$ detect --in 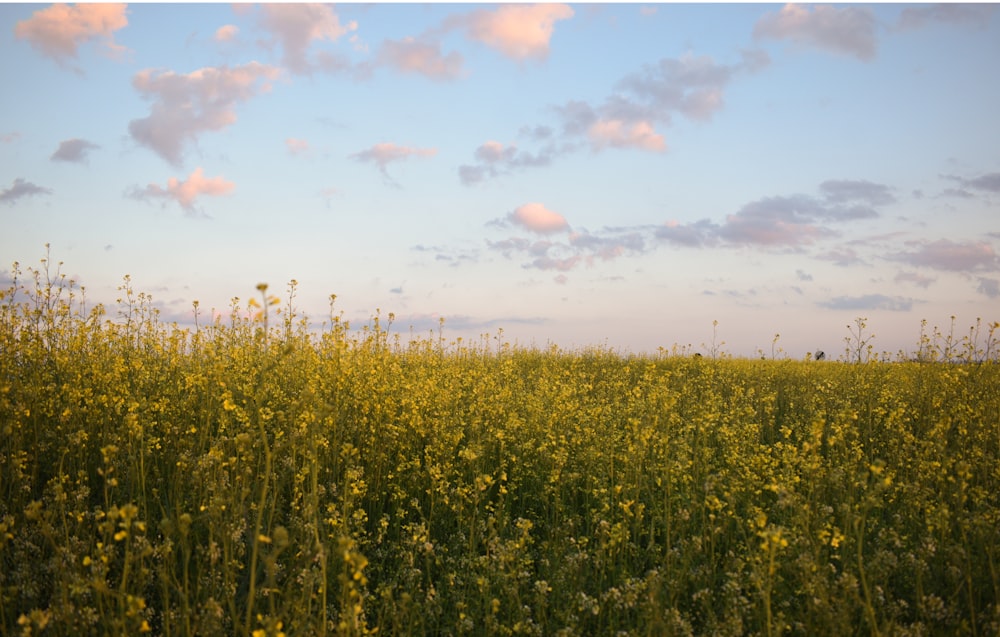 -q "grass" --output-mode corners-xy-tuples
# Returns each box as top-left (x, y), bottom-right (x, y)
(1, 253), (999, 635)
